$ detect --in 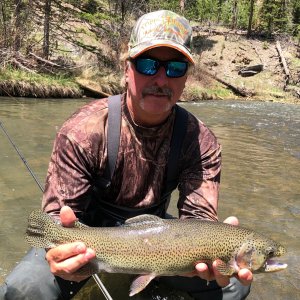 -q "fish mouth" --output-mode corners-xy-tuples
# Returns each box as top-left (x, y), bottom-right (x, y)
(262, 259), (288, 272)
